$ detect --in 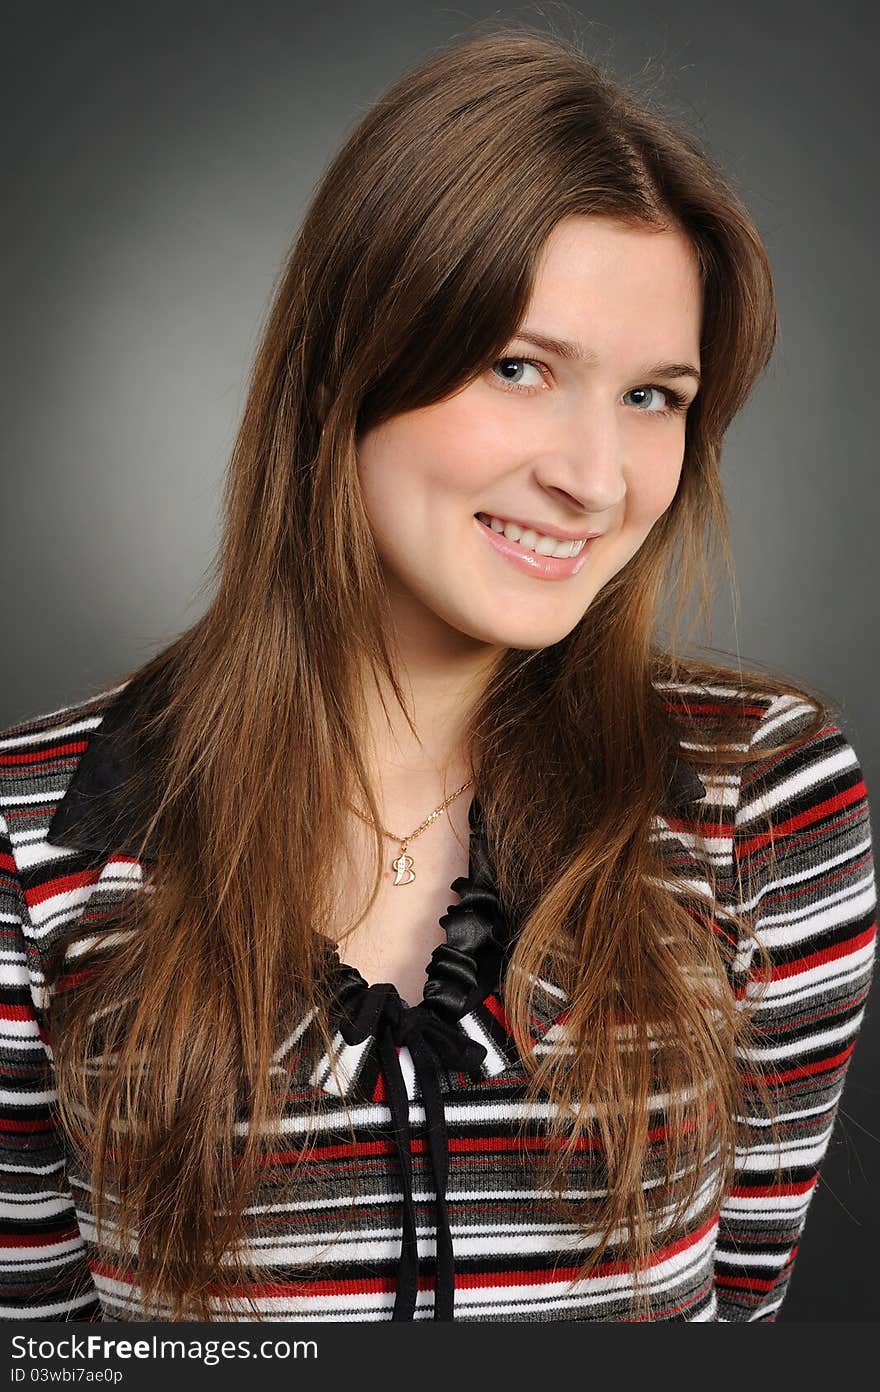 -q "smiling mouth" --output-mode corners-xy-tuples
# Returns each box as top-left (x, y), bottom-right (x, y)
(474, 512), (588, 559)
(473, 514), (597, 582)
